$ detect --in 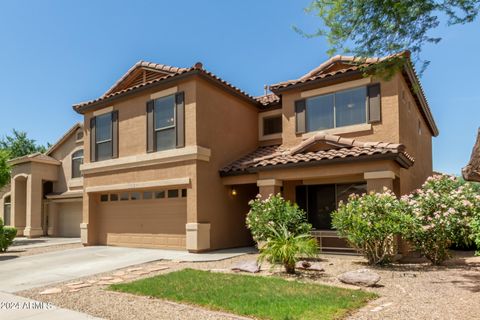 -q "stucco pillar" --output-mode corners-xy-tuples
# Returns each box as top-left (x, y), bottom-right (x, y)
(81, 192), (97, 245)
(186, 223), (211, 253)
(24, 175), (43, 238)
(11, 176), (27, 236)
(257, 179), (283, 199)
(47, 202), (58, 236)
(364, 171), (395, 193)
